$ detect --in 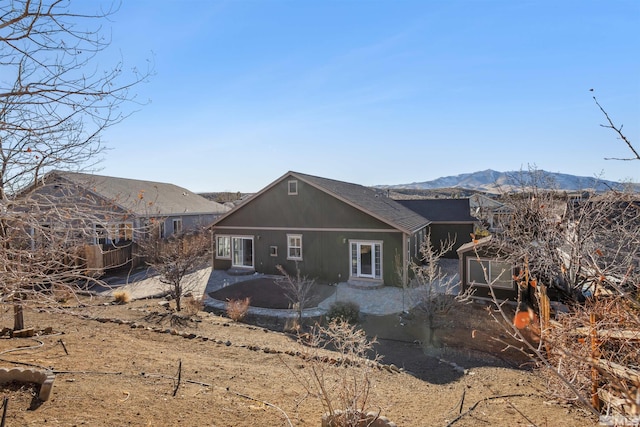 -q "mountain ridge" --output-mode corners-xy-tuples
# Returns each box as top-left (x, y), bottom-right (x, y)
(377, 169), (639, 193)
